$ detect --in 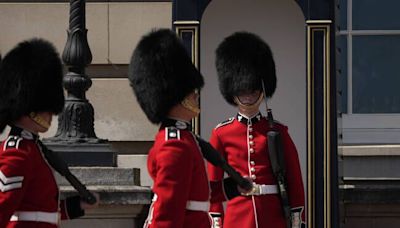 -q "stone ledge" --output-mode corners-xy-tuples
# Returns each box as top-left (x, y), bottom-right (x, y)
(340, 145), (400, 156)
(60, 185), (152, 206)
(55, 167), (141, 186)
(60, 185), (151, 227)
(55, 165), (152, 225)
(340, 180), (400, 204)
(56, 166), (151, 205)
(117, 154), (152, 187)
